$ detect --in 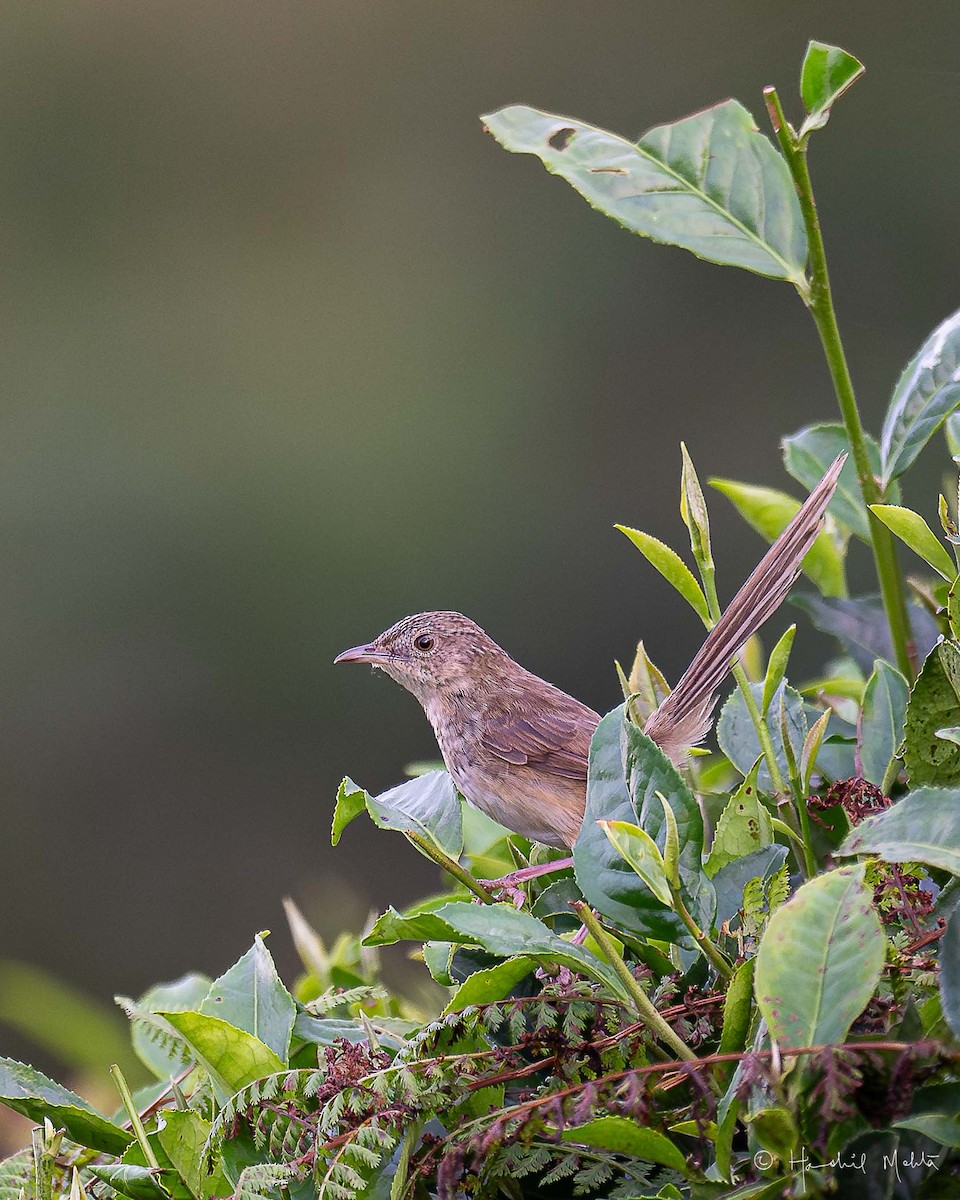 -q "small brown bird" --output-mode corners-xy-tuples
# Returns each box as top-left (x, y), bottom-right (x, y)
(335, 457), (843, 850)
